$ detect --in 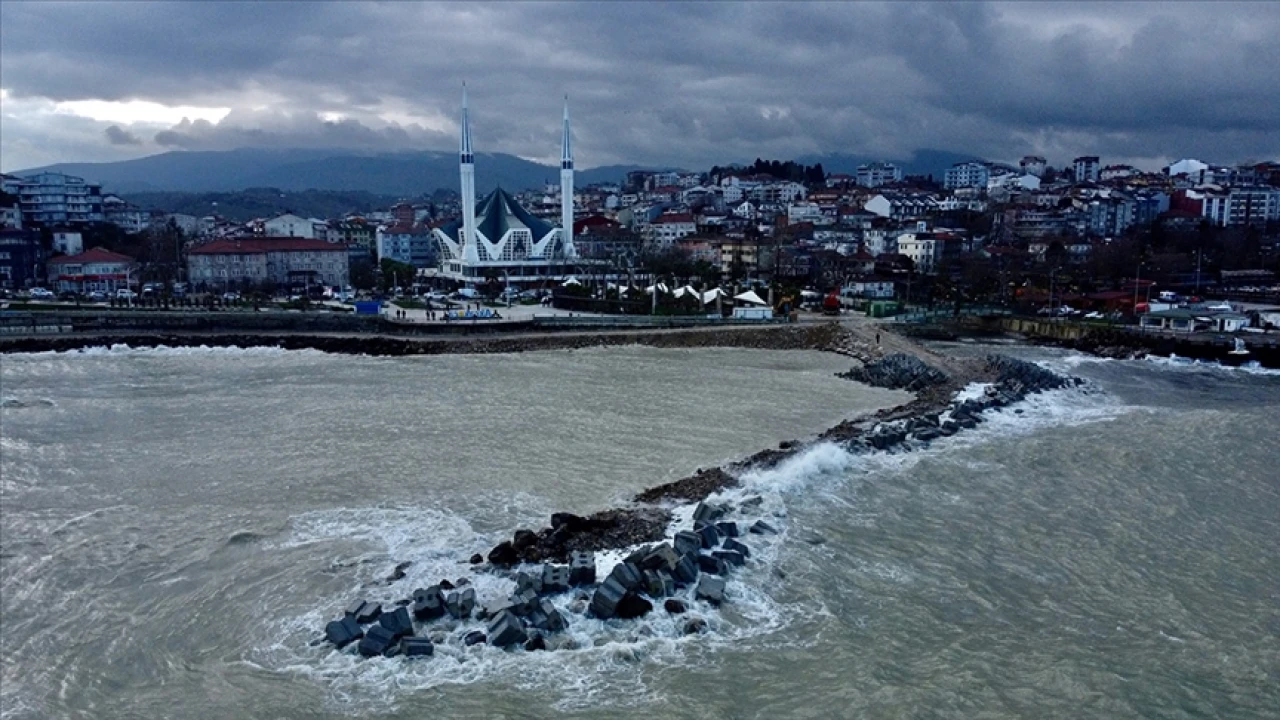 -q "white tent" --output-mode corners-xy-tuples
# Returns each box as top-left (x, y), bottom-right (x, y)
(562, 276), (582, 286)
(733, 290), (769, 306)
(672, 285), (699, 299)
(644, 283), (670, 295)
(701, 288), (728, 304)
